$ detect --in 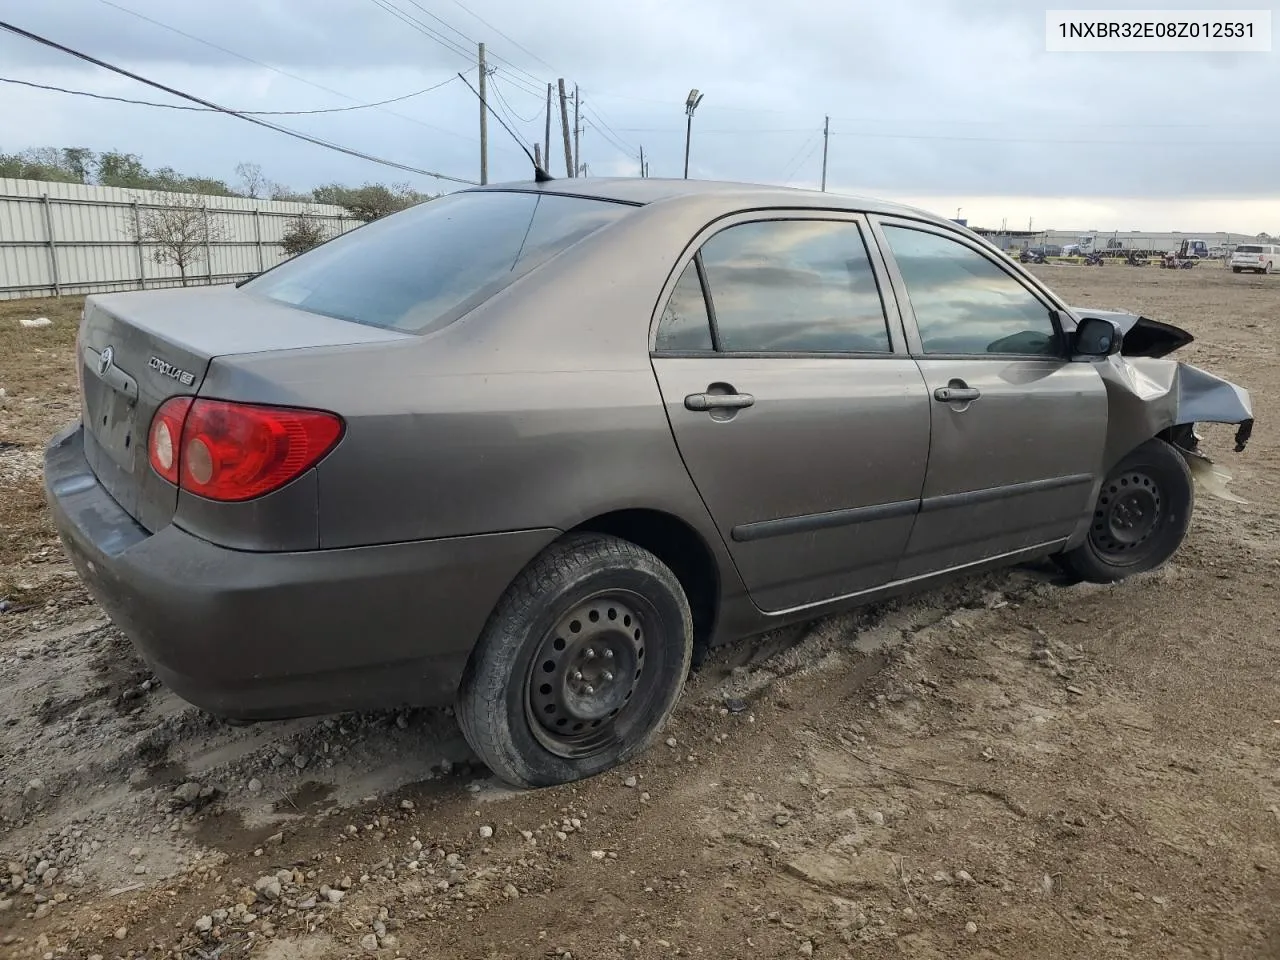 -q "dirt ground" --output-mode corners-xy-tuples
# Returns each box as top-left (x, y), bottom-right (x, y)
(1, 265), (1277, 960)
